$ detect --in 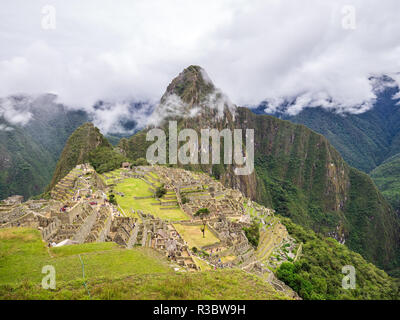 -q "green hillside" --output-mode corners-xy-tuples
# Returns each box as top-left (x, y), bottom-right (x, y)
(47, 123), (112, 190)
(371, 153), (400, 213)
(0, 122), (54, 200)
(258, 83), (400, 174)
(0, 96), (88, 200)
(278, 218), (399, 299)
(236, 108), (400, 272)
(254, 82), (400, 214)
